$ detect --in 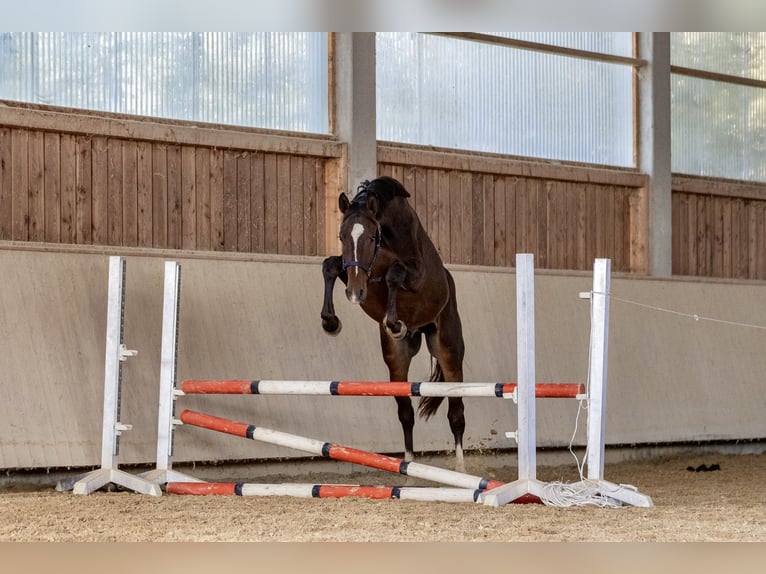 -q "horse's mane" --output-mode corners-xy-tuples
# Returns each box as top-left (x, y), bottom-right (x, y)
(351, 177), (411, 212)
